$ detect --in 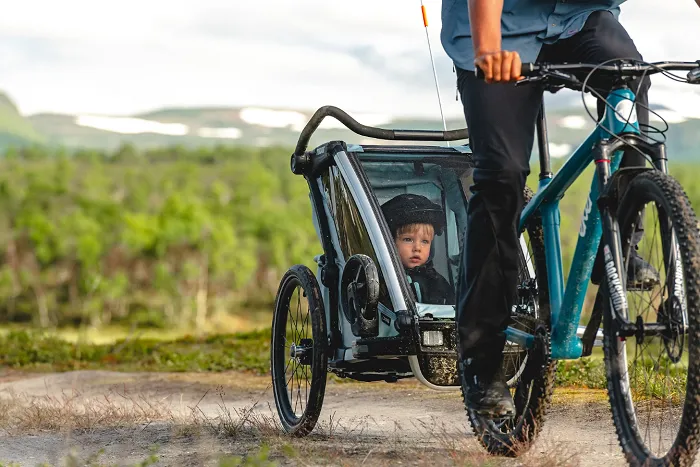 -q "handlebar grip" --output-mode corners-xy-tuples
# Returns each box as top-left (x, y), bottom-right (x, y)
(473, 62), (538, 80)
(688, 67), (700, 84)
